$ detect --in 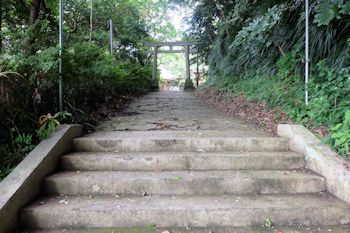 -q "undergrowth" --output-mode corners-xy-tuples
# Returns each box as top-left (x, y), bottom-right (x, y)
(203, 56), (350, 159)
(189, 0), (350, 160)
